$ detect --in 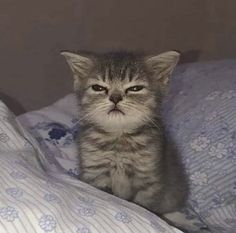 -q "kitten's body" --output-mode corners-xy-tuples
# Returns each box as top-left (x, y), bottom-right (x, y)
(62, 51), (187, 214)
(79, 123), (186, 214)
